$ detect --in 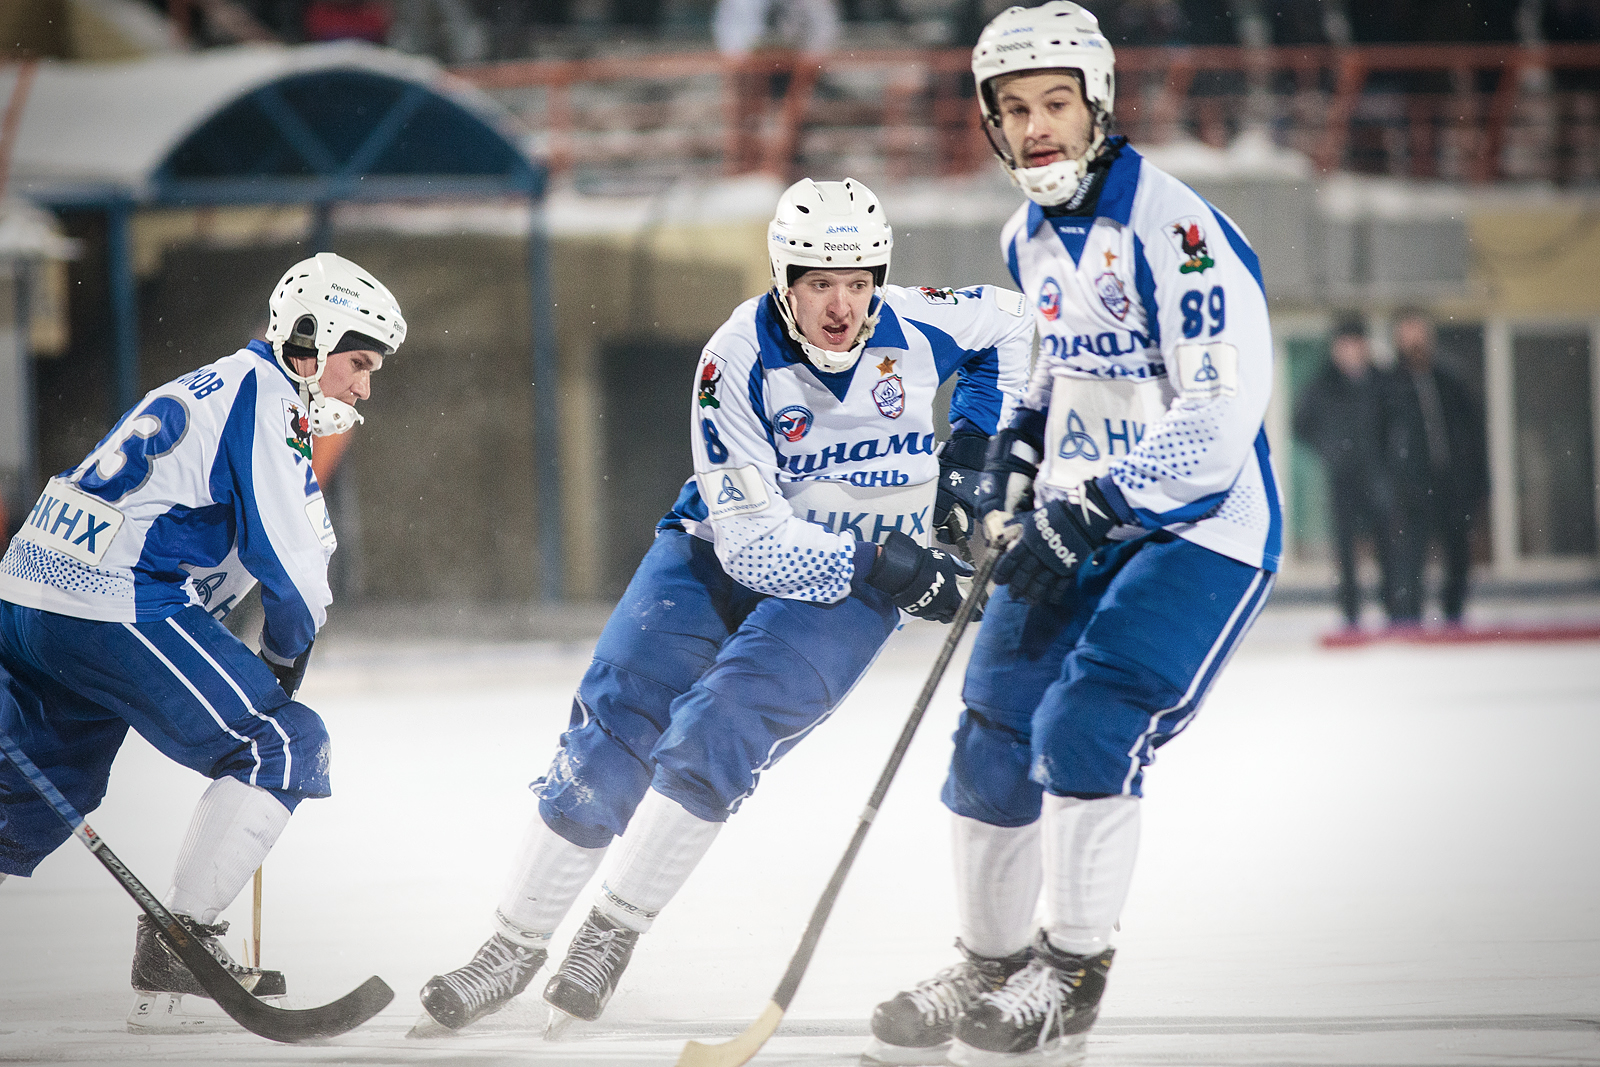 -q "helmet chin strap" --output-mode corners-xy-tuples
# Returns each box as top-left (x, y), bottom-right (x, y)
(776, 290), (881, 374)
(278, 344), (365, 437)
